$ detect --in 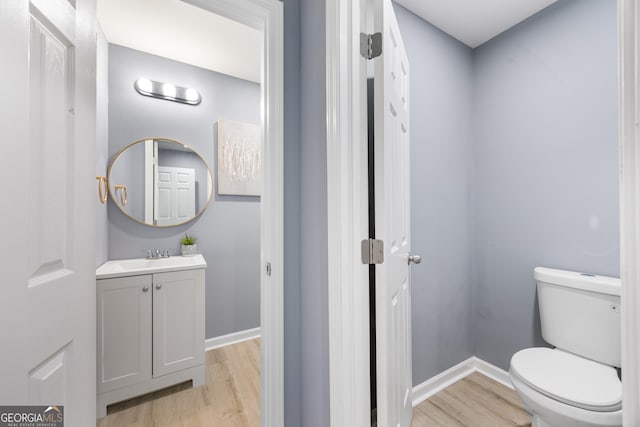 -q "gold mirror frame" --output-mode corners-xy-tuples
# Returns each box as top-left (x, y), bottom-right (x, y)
(107, 137), (213, 227)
